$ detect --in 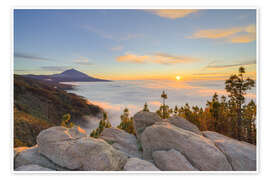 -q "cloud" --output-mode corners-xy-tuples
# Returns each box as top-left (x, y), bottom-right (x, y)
(187, 24), (256, 43)
(110, 45), (124, 51)
(205, 60), (256, 70)
(14, 52), (53, 61)
(116, 53), (199, 65)
(40, 66), (69, 71)
(73, 57), (93, 65)
(146, 9), (199, 19)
